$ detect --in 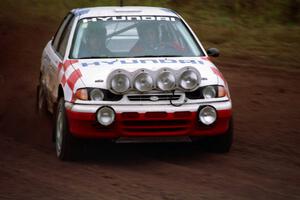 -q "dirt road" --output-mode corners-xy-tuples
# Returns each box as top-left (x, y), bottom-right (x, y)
(0, 17), (299, 200)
